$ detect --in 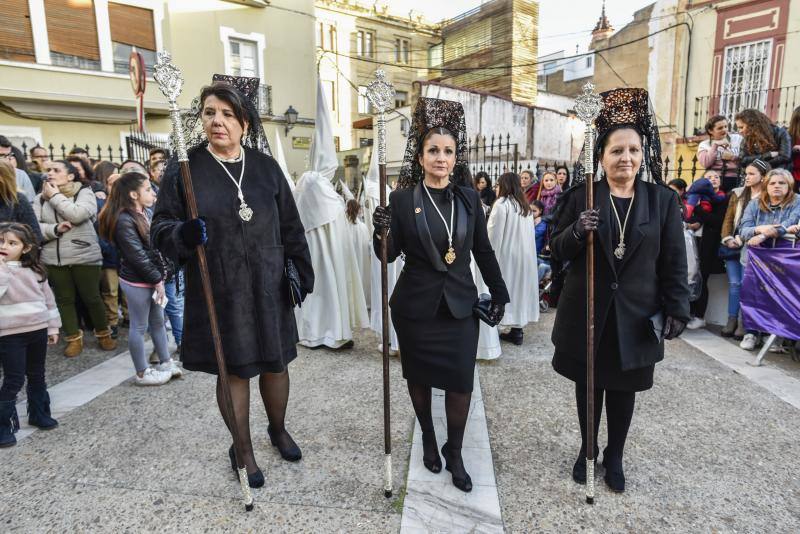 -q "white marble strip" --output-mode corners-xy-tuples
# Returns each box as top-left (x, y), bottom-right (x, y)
(681, 329), (800, 410)
(401, 367), (504, 533)
(14, 349), (139, 442)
